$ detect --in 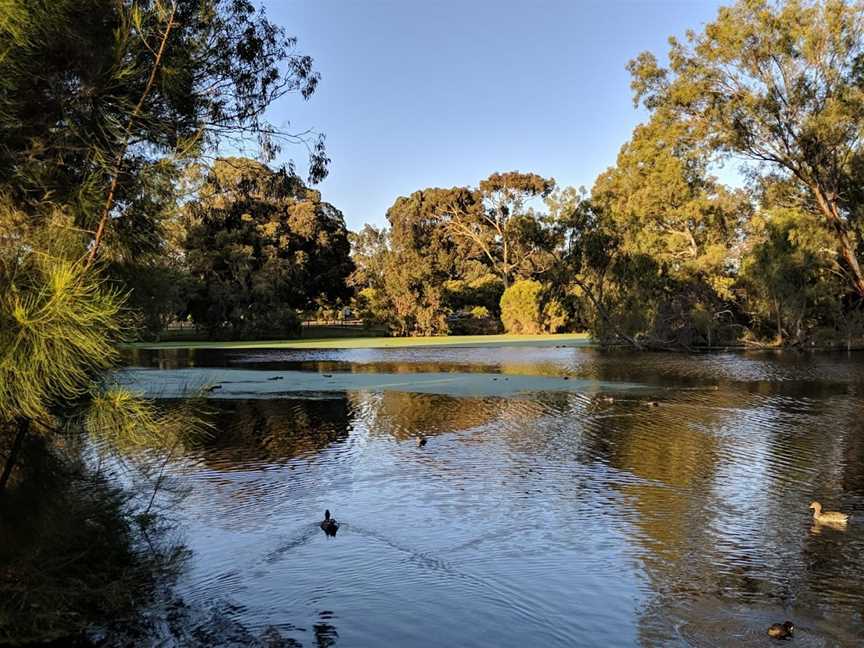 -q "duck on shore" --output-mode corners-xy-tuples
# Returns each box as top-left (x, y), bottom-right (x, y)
(320, 510), (339, 537)
(809, 501), (849, 527)
(767, 621), (794, 639)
